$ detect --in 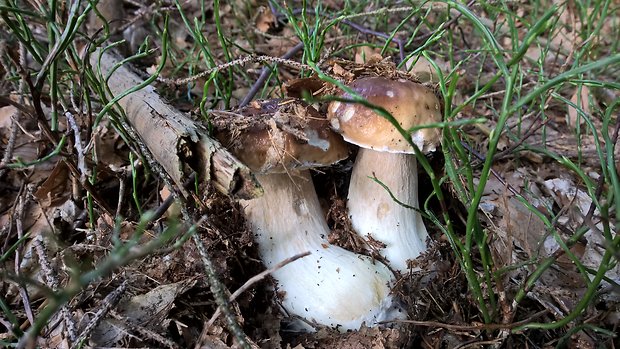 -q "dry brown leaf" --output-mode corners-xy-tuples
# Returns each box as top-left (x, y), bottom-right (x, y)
(549, 2), (579, 53)
(93, 123), (128, 171)
(544, 178), (619, 286)
(567, 86), (591, 128)
(284, 77), (325, 99)
(172, 26), (192, 50)
(264, 36), (299, 57)
(37, 310), (71, 349)
(404, 55), (444, 83)
(90, 278), (197, 346)
(0, 105), (57, 184)
(354, 46), (381, 64)
(34, 160), (71, 207)
(4, 200), (78, 302)
(0, 105), (18, 129)
(159, 185), (181, 218)
(255, 6), (276, 33)
(484, 172), (588, 319)
(88, 0), (124, 33)
(331, 63), (345, 77)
